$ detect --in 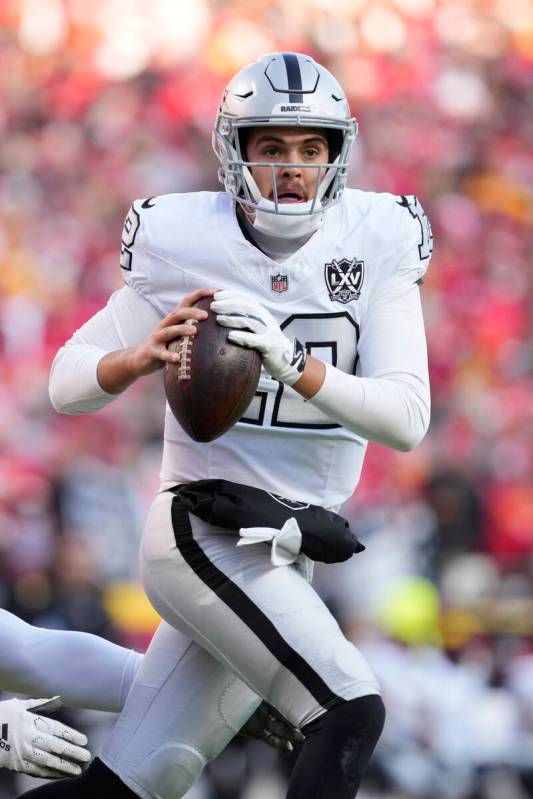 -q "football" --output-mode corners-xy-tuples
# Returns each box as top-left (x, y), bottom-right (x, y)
(164, 296), (261, 442)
